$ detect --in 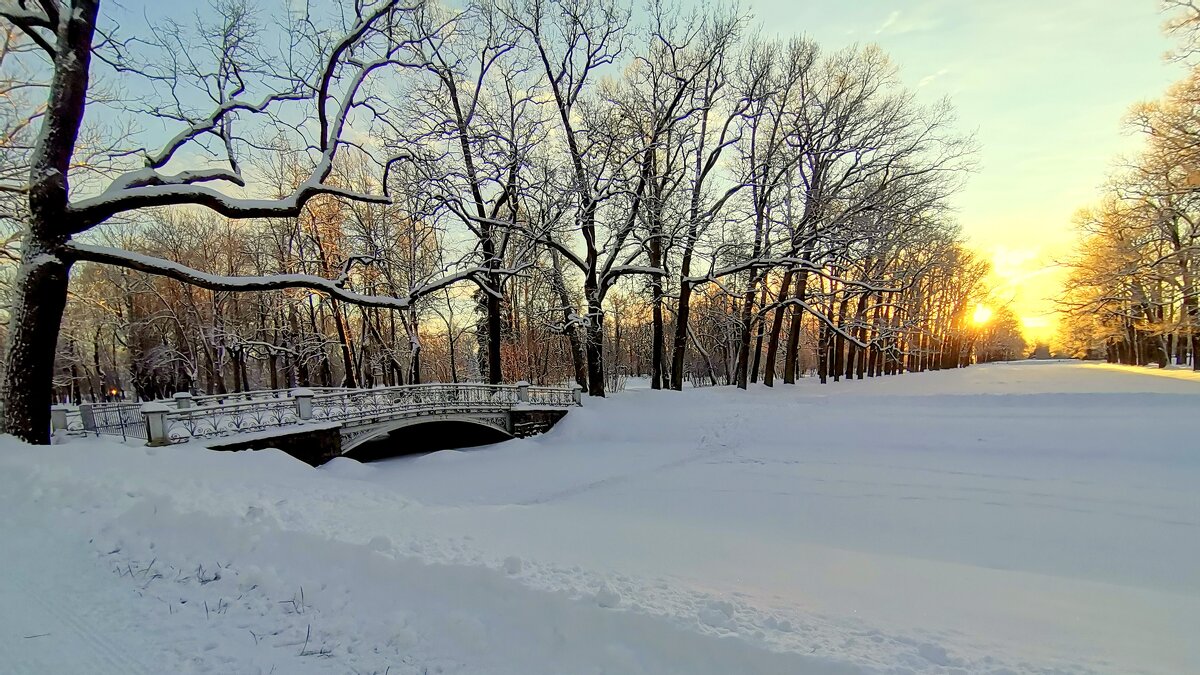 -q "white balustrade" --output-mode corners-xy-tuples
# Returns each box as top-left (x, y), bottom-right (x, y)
(86, 382), (577, 445)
